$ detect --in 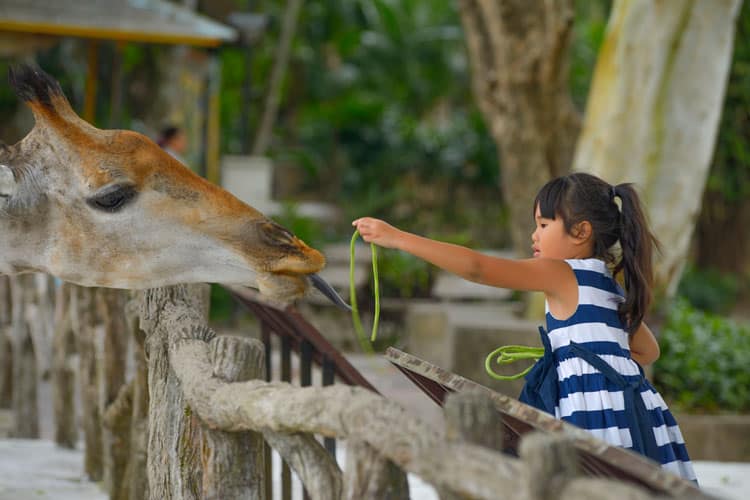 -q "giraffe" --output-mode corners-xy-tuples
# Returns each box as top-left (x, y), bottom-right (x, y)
(0, 64), (347, 309)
